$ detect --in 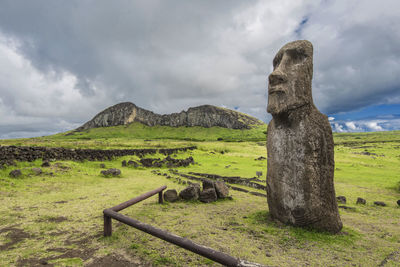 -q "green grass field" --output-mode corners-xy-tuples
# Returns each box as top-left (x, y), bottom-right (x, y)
(0, 124), (399, 266)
